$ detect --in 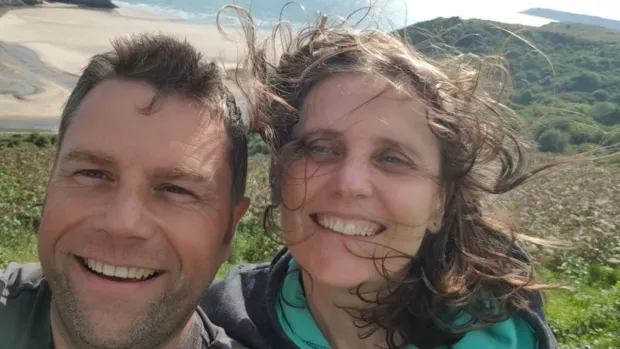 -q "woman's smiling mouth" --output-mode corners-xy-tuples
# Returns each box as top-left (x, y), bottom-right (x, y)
(310, 213), (386, 237)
